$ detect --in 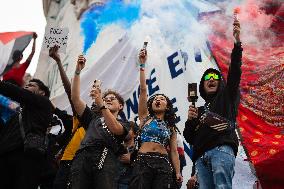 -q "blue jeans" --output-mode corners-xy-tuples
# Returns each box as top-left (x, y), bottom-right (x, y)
(196, 145), (235, 189)
(118, 183), (128, 189)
